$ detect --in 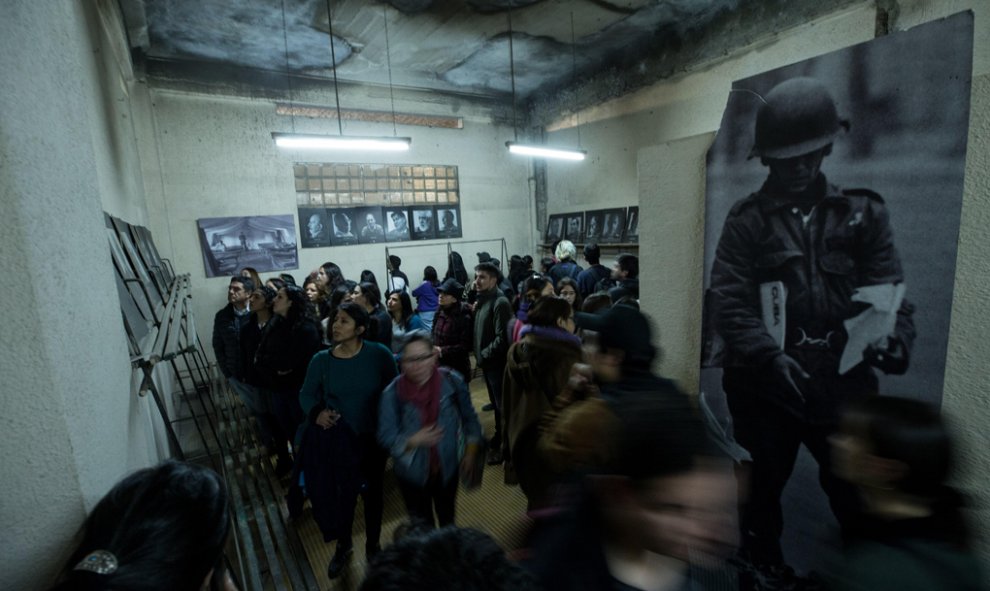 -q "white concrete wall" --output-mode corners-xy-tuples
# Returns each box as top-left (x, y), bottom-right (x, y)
(145, 88), (535, 347)
(547, 0), (990, 558)
(0, 2), (159, 588)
